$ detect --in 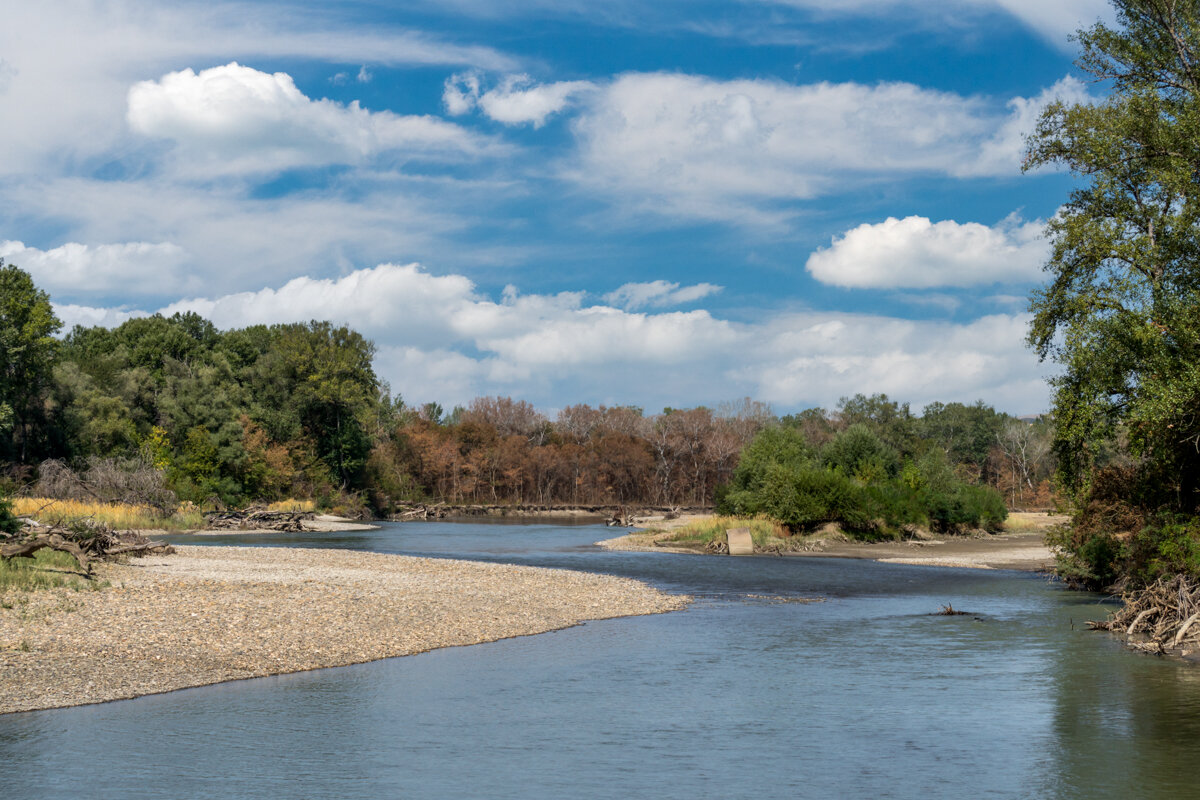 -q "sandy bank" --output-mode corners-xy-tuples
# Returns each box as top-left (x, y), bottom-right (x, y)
(0, 546), (688, 715)
(597, 511), (1064, 572)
